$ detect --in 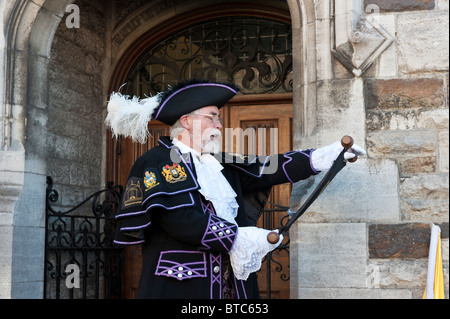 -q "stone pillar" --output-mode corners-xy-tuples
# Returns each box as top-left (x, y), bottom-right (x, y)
(0, 0), (74, 299)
